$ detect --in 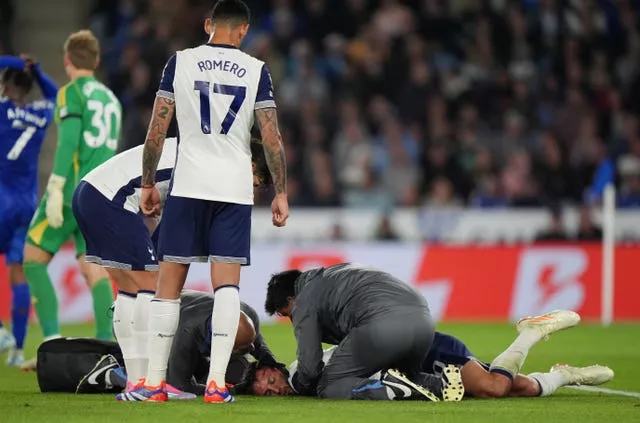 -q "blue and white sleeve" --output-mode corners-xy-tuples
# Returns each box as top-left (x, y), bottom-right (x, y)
(255, 64), (276, 110)
(157, 54), (176, 101)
